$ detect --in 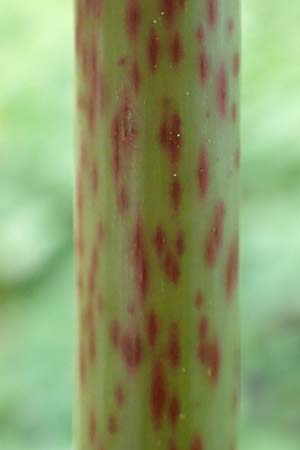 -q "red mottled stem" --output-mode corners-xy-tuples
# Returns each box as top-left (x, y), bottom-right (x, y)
(74, 1), (240, 449)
